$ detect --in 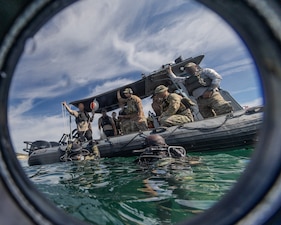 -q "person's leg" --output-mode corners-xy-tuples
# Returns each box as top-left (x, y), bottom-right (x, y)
(210, 91), (233, 116)
(77, 131), (85, 142)
(103, 130), (110, 137)
(160, 115), (191, 127)
(136, 119), (148, 131)
(197, 98), (215, 118)
(107, 130), (115, 137)
(85, 129), (93, 141)
(130, 120), (141, 133)
(183, 109), (194, 122)
(121, 120), (131, 134)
